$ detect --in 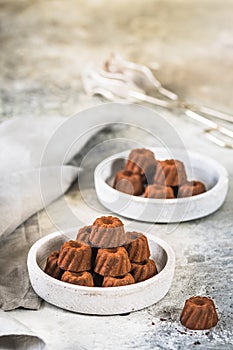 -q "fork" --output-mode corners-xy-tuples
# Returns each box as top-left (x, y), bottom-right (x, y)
(82, 57), (233, 148)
